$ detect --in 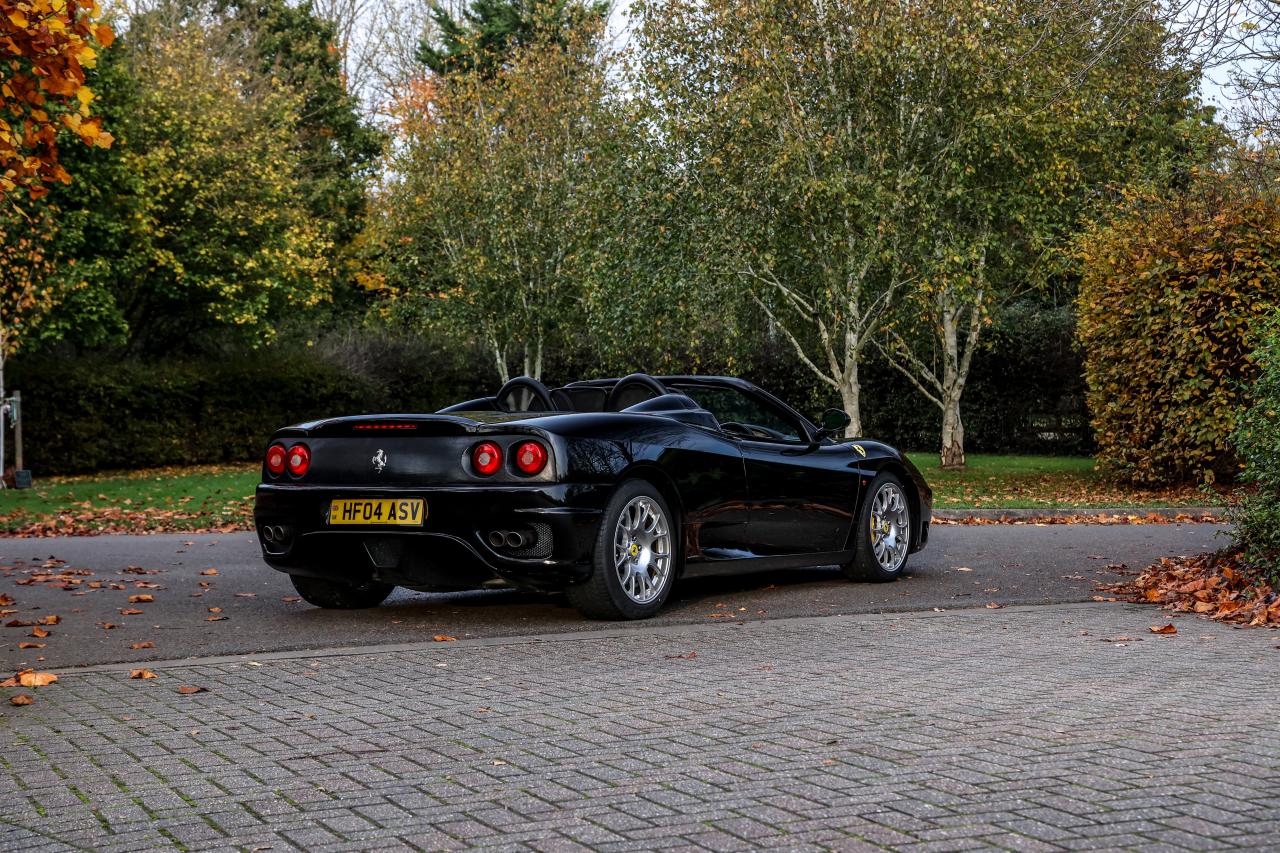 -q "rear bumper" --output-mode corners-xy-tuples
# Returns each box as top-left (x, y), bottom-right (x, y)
(254, 482), (608, 591)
